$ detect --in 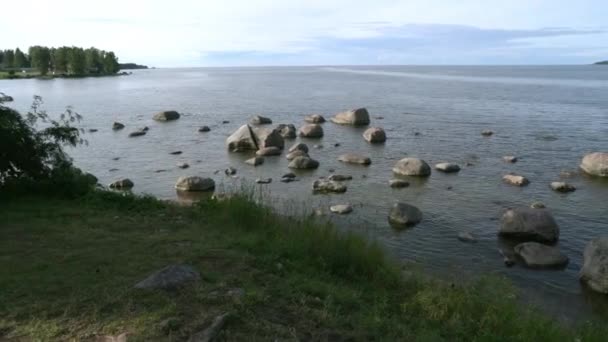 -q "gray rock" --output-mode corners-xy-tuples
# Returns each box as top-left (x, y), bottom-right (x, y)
(392, 158), (431, 176)
(530, 201), (546, 209)
(304, 114), (326, 123)
(503, 174), (530, 186)
(499, 207), (559, 243)
(338, 153), (371, 165)
(481, 129), (494, 136)
(88, 128), (98, 133)
(250, 115), (272, 125)
(177, 162), (189, 169)
(0, 93), (14, 102)
(435, 162), (461, 173)
(503, 156), (518, 163)
(226, 125), (284, 152)
(128, 130), (146, 137)
(109, 178), (134, 189)
(141, 126), (150, 132)
(458, 232), (477, 243)
(256, 146), (282, 156)
(256, 178), (272, 184)
(330, 204), (353, 214)
(198, 126), (210, 132)
(389, 179), (410, 188)
(282, 172), (296, 179)
(225, 167), (237, 176)
(134, 264), (200, 290)
(312, 180), (347, 193)
(286, 150), (309, 161)
(170, 151), (183, 155)
(580, 152), (608, 177)
(153, 110), (180, 121)
(514, 242), (569, 268)
(288, 156), (319, 169)
(298, 124), (324, 138)
(314, 144), (323, 149)
(280, 177), (297, 183)
(388, 202), (423, 228)
(550, 181), (576, 193)
(276, 124), (296, 139)
(245, 157), (264, 166)
(175, 176), (215, 191)
(580, 237), (608, 294)
(331, 108), (370, 126)
(328, 174), (352, 181)
(112, 122), (125, 130)
(288, 143), (309, 153)
(363, 127), (386, 143)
